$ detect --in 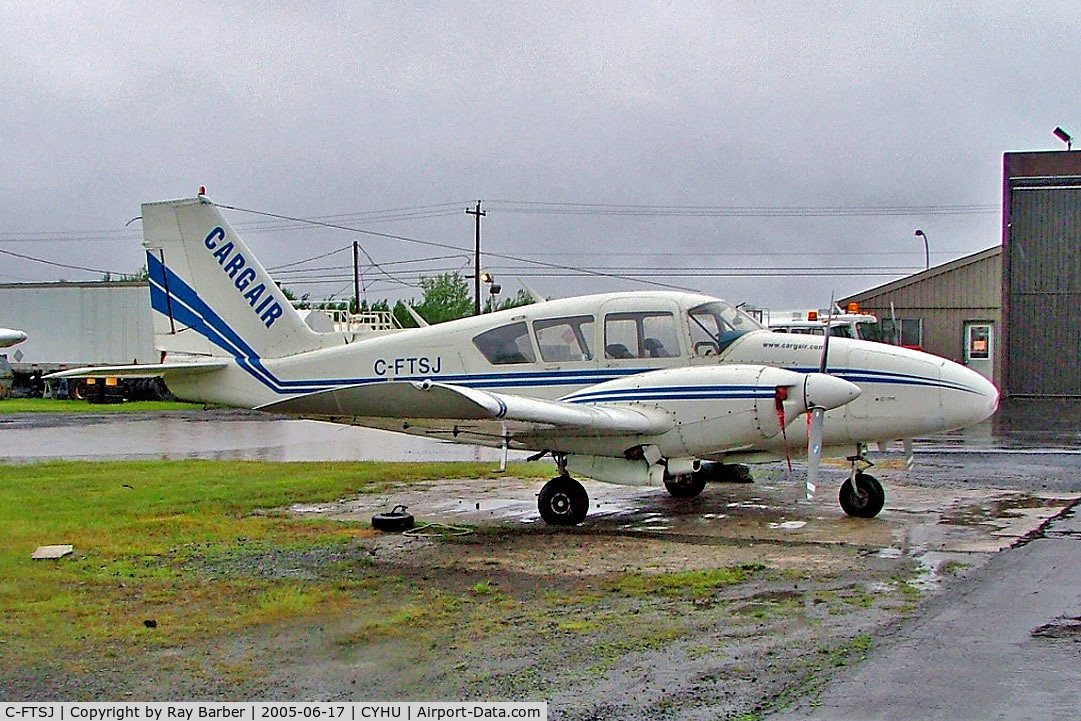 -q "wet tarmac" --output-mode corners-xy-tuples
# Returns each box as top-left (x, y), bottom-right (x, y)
(0, 409), (521, 464)
(1, 398), (1078, 464)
